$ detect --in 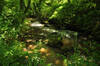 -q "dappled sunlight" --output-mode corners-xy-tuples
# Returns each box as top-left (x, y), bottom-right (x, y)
(39, 48), (48, 54)
(28, 44), (37, 50)
(23, 48), (28, 52)
(42, 27), (57, 33)
(19, 17), (79, 65)
(25, 56), (29, 59)
(19, 17), (98, 65)
(0, 0), (99, 65)
(26, 39), (36, 43)
(30, 21), (44, 27)
(28, 51), (33, 54)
